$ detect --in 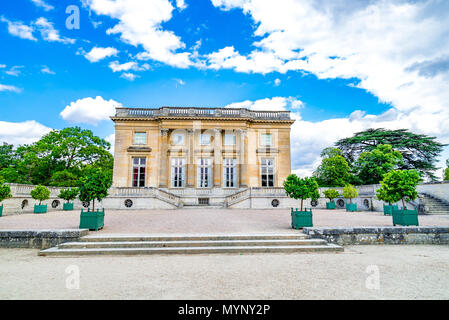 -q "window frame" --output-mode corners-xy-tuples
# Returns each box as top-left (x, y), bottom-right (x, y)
(171, 157), (186, 188)
(223, 158), (237, 188)
(133, 132), (147, 145)
(260, 133), (273, 147)
(172, 133), (185, 146)
(197, 158), (212, 188)
(260, 158), (275, 187)
(200, 133), (211, 146)
(224, 133), (236, 146)
(132, 157), (146, 187)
